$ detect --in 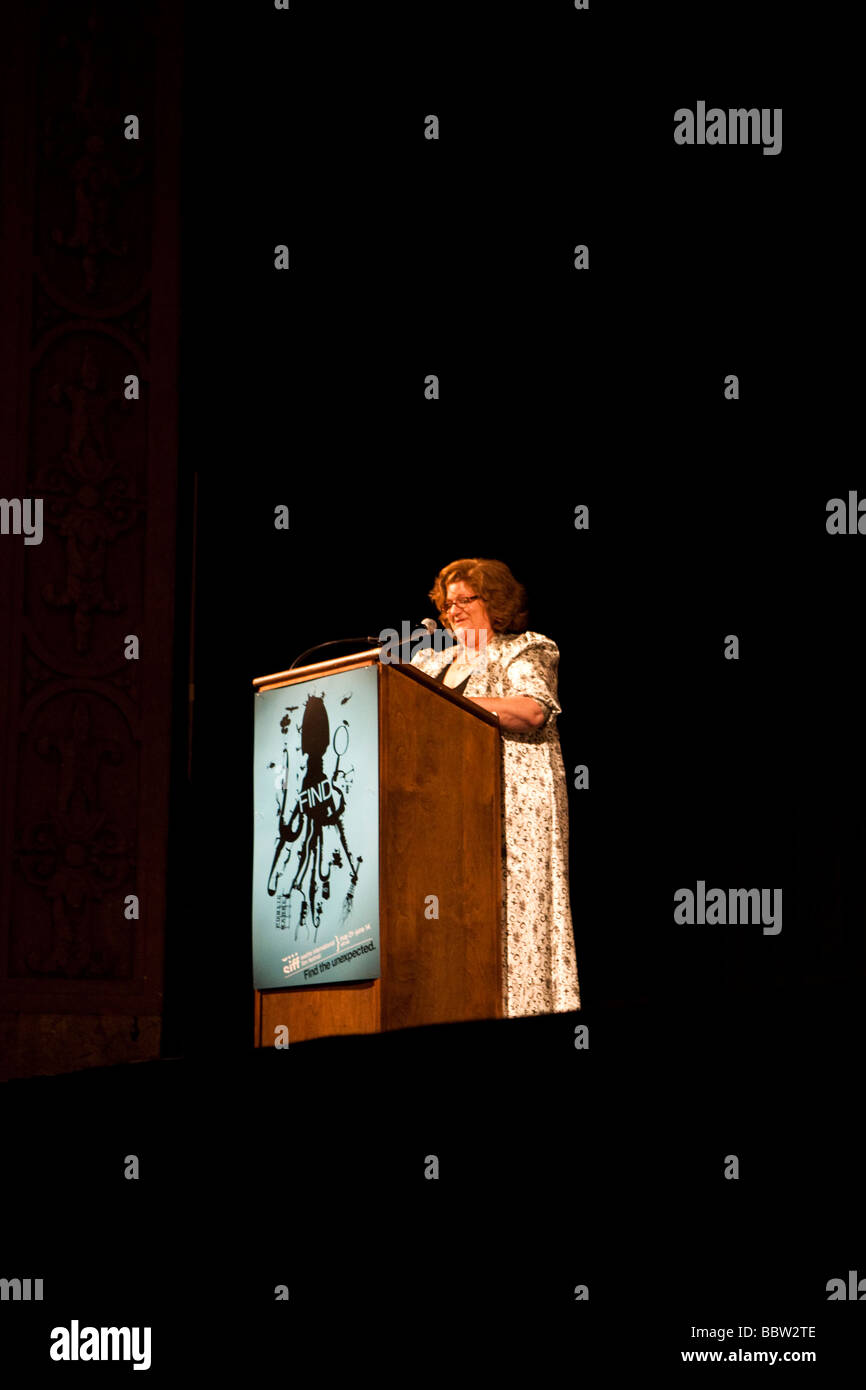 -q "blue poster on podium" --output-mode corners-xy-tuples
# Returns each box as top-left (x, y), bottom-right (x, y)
(252, 663), (380, 989)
